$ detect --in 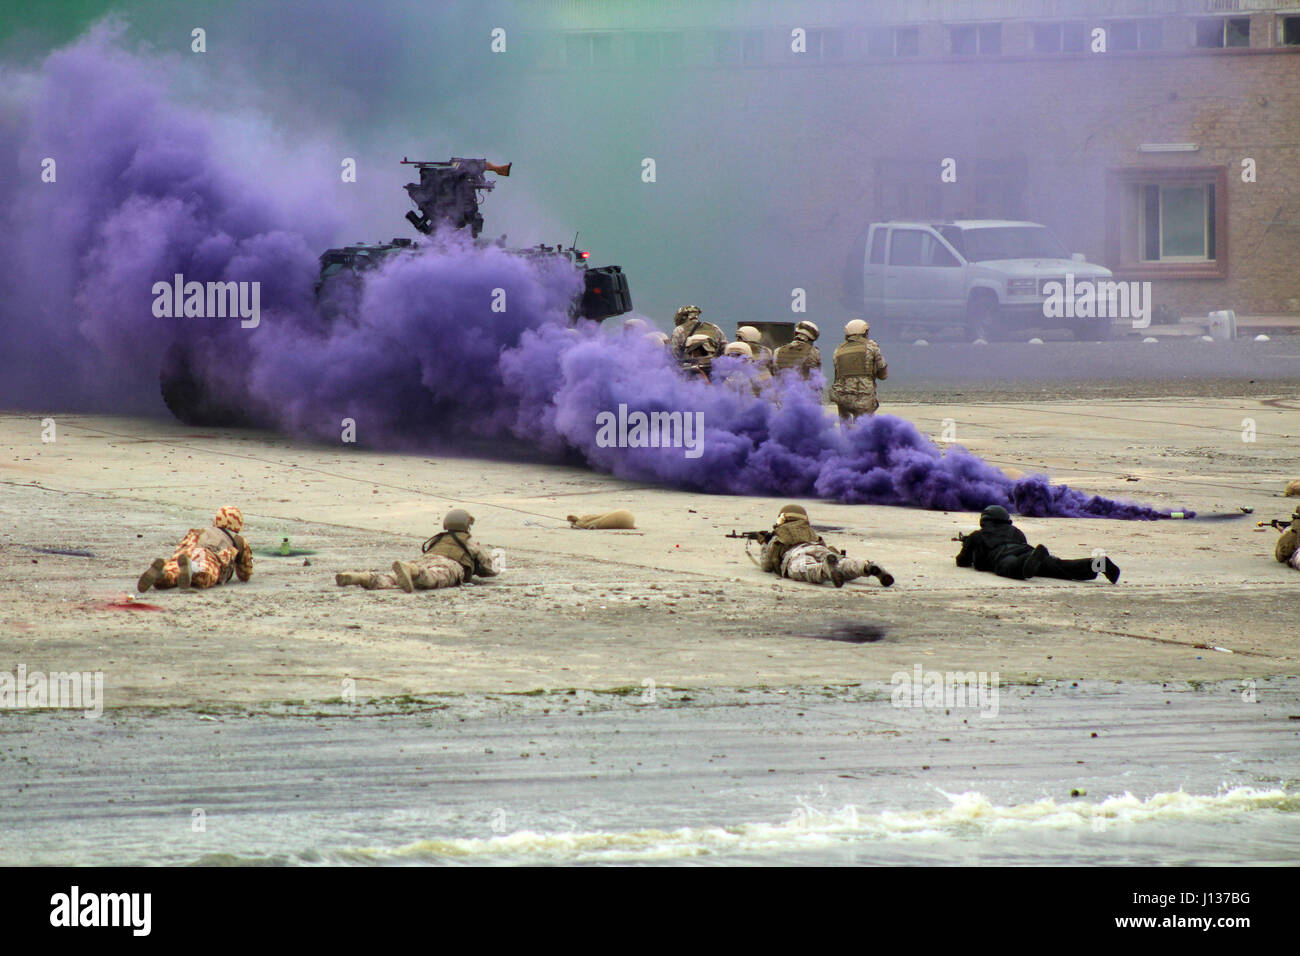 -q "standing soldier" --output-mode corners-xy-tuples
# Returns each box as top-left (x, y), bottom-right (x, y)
(680, 332), (720, 382)
(829, 319), (888, 419)
(772, 320), (822, 380)
(669, 305), (726, 360)
(136, 505), (254, 592)
(735, 326), (774, 371)
(1274, 509), (1300, 570)
(759, 503), (894, 588)
(335, 508), (499, 592)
